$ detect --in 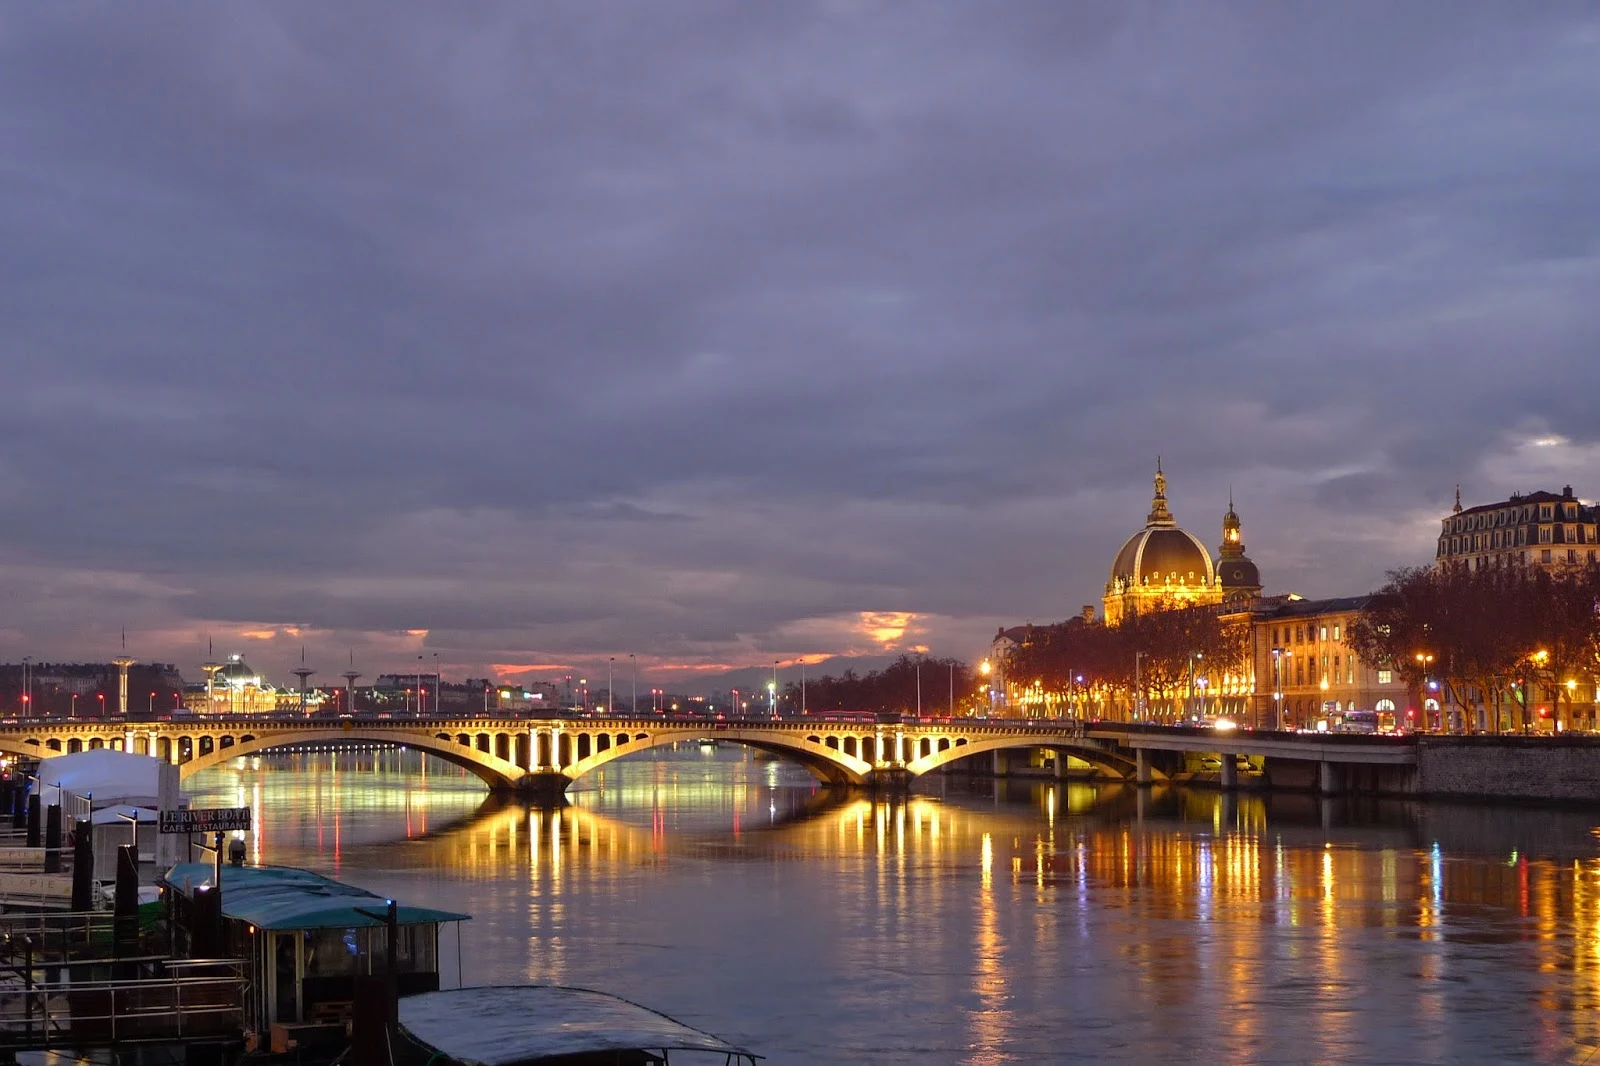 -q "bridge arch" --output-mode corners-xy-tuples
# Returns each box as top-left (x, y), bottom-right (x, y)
(561, 728), (872, 787)
(907, 733), (1153, 782)
(176, 727), (526, 789)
